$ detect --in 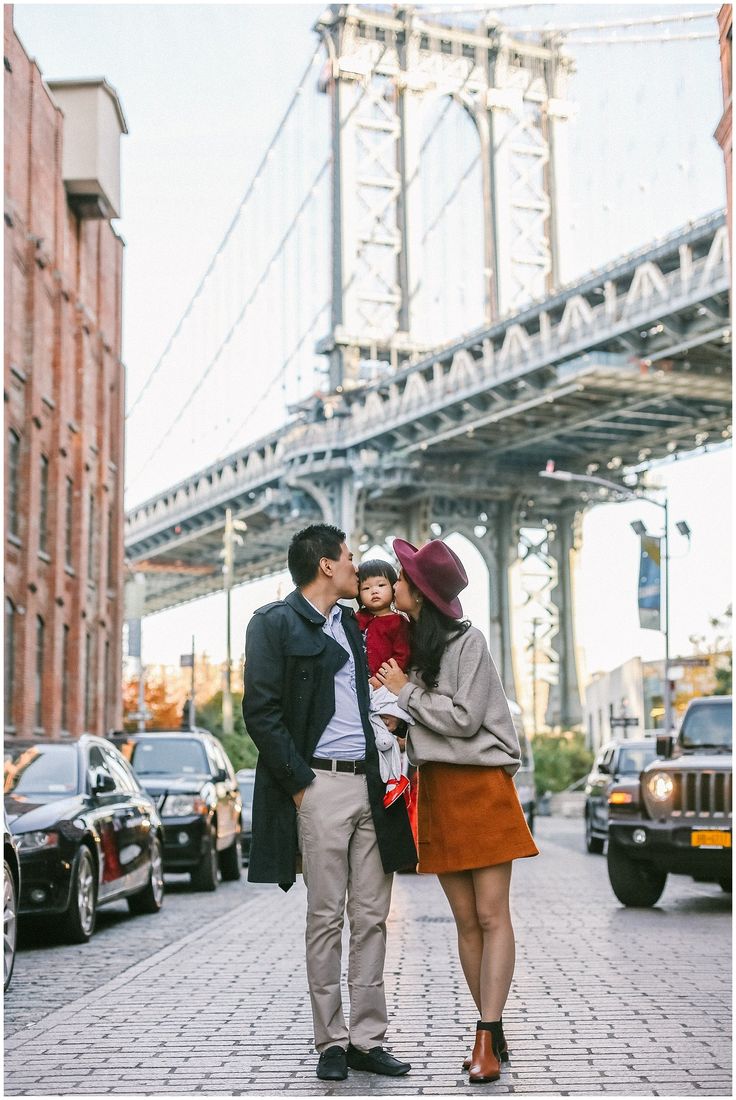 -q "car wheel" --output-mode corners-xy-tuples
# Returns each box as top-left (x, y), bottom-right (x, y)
(585, 812), (605, 855)
(607, 838), (666, 907)
(128, 837), (165, 915)
(219, 830), (242, 882)
(191, 831), (218, 892)
(4, 860), (18, 992)
(719, 878), (732, 893)
(63, 846), (97, 943)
